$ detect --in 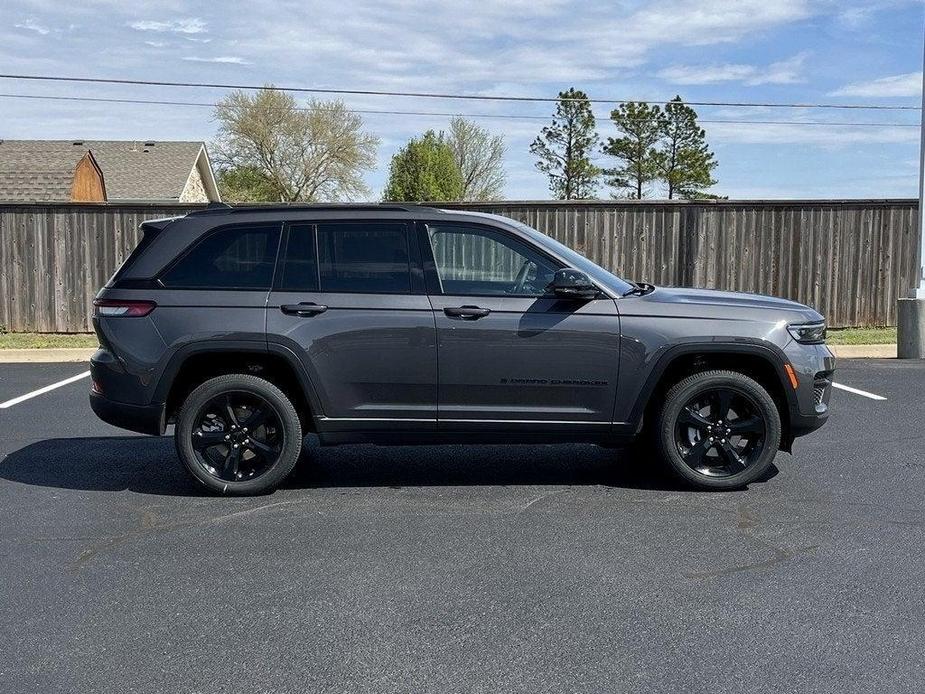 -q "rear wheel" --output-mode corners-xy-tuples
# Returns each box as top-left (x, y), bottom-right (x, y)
(655, 370), (781, 490)
(175, 374), (302, 495)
